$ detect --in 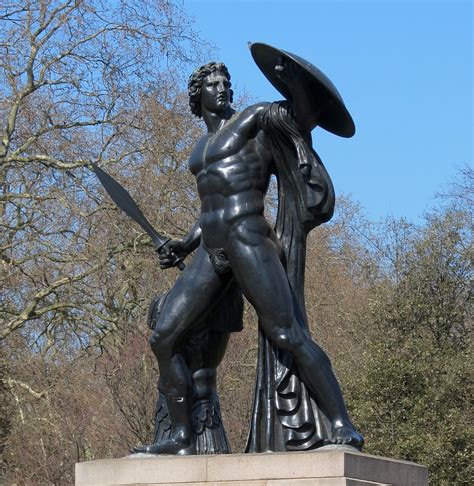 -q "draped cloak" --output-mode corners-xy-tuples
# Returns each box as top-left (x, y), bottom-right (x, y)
(246, 101), (336, 452)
